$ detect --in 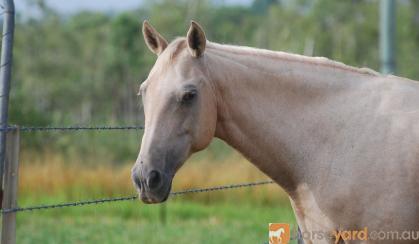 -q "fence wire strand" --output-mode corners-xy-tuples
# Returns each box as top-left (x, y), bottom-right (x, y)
(1, 180), (274, 214)
(1, 125), (144, 132)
